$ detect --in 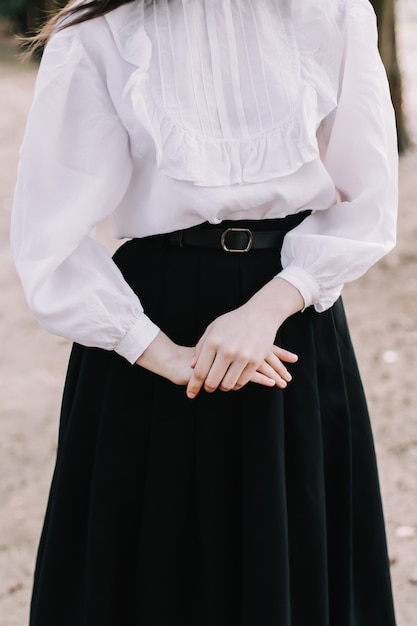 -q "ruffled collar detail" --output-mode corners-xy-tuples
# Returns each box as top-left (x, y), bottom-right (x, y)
(105, 0), (345, 187)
